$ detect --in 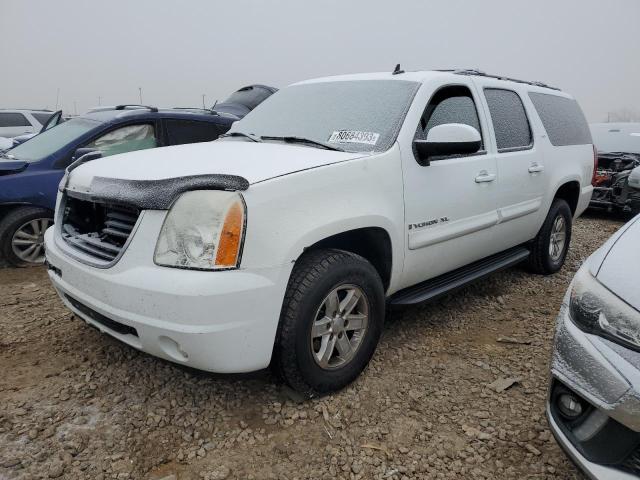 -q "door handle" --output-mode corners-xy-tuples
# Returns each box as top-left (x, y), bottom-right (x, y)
(528, 163), (545, 173)
(475, 171), (496, 183)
